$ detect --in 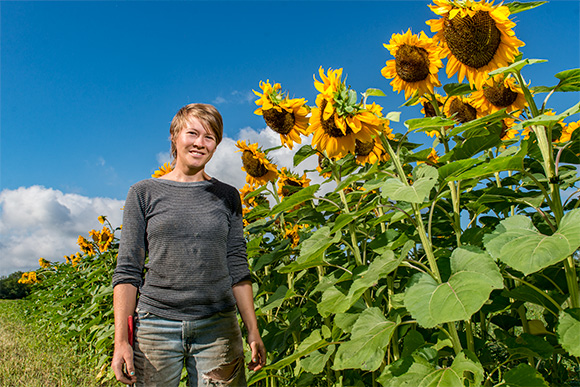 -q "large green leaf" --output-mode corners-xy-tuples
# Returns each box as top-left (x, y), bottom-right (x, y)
(448, 151), (524, 181)
(269, 184), (319, 216)
(404, 246), (503, 328)
(405, 116), (457, 131)
(279, 226), (340, 273)
(506, 1), (546, 15)
(503, 363), (549, 387)
(554, 68), (580, 92)
(381, 166), (438, 203)
(488, 59), (547, 77)
(557, 308), (580, 357)
(483, 209), (580, 276)
(333, 308), (399, 371)
(378, 351), (483, 387)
